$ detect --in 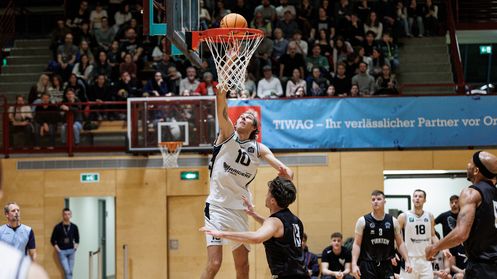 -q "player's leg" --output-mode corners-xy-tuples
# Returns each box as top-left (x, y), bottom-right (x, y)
(418, 258), (434, 279)
(400, 257), (418, 279)
(200, 245), (223, 279)
(232, 244), (249, 279)
(359, 261), (379, 279)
